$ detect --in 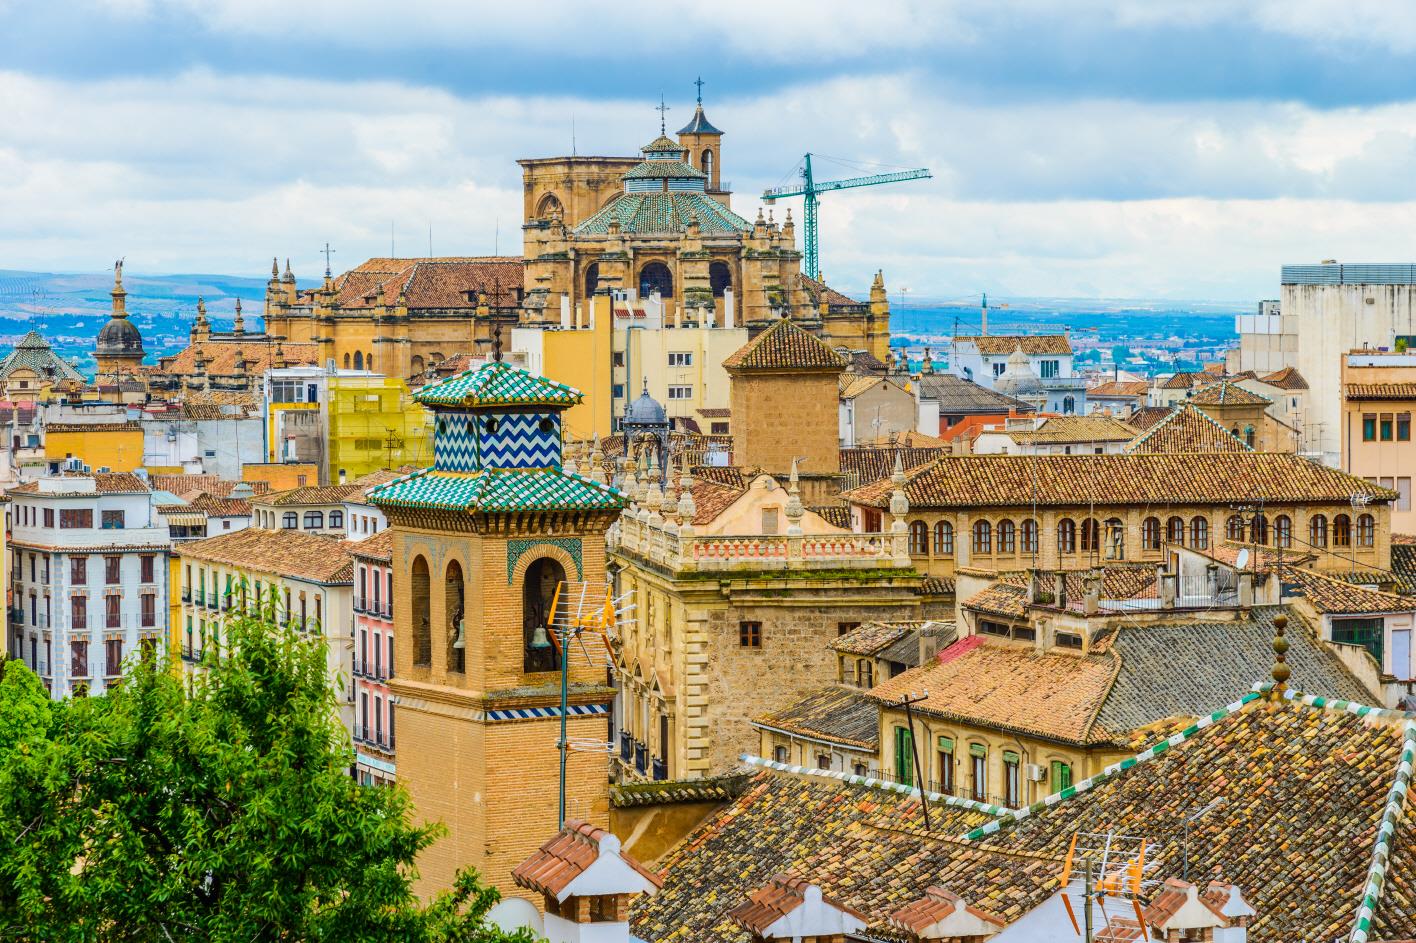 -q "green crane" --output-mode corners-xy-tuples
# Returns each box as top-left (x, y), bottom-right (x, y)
(762, 153), (931, 280)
